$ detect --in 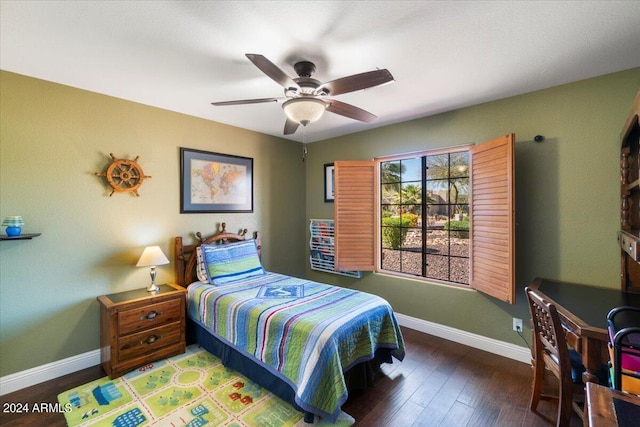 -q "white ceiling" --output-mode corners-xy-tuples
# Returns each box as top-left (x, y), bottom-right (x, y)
(1, 1), (640, 143)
